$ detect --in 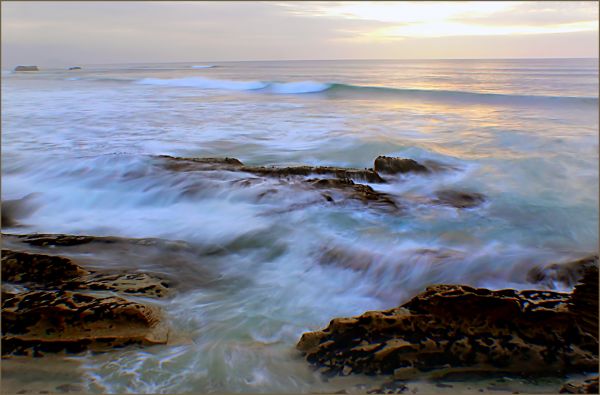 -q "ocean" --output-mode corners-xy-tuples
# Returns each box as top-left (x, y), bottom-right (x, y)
(2, 58), (598, 393)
